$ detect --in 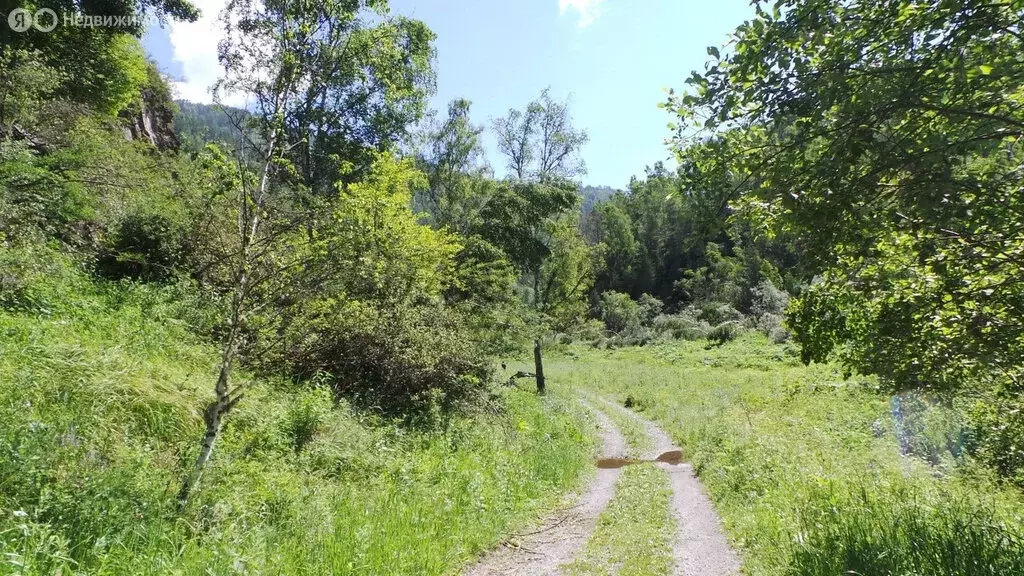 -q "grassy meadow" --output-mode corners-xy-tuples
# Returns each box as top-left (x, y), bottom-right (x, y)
(5, 244), (1024, 576)
(0, 247), (596, 576)
(546, 335), (1024, 576)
